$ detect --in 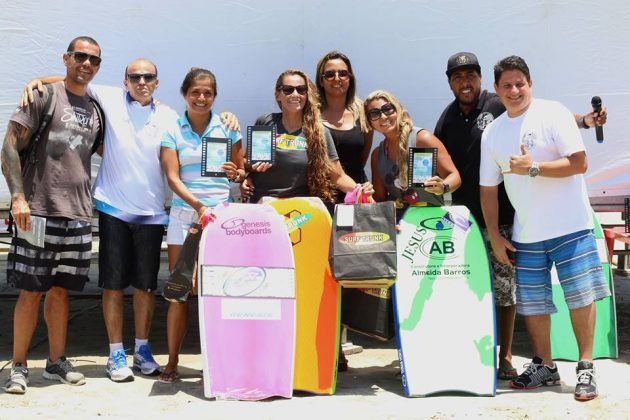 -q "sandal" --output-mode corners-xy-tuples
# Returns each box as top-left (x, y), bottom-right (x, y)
(158, 369), (180, 384)
(497, 366), (518, 380)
